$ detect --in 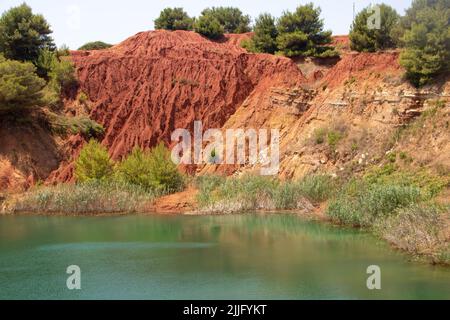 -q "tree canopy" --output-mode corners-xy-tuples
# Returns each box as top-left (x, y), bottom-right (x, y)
(276, 3), (337, 58)
(0, 3), (55, 62)
(349, 4), (400, 52)
(154, 7), (194, 31)
(78, 41), (113, 51)
(242, 13), (278, 54)
(0, 54), (45, 111)
(200, 7), (251, 33)
(399, 0), (450, 86)
(194, 14), (224, 40)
